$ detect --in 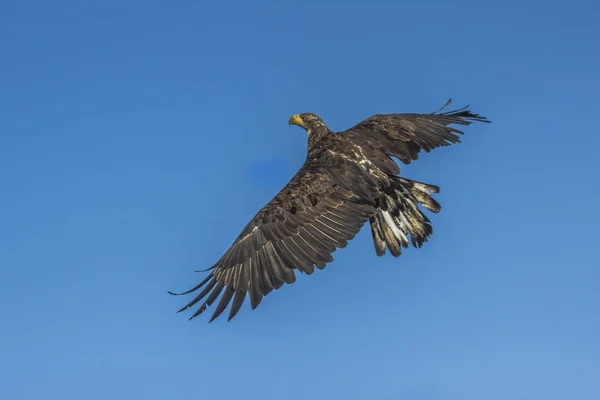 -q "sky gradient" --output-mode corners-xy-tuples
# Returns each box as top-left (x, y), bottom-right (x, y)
(1, 1), (599, 399)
